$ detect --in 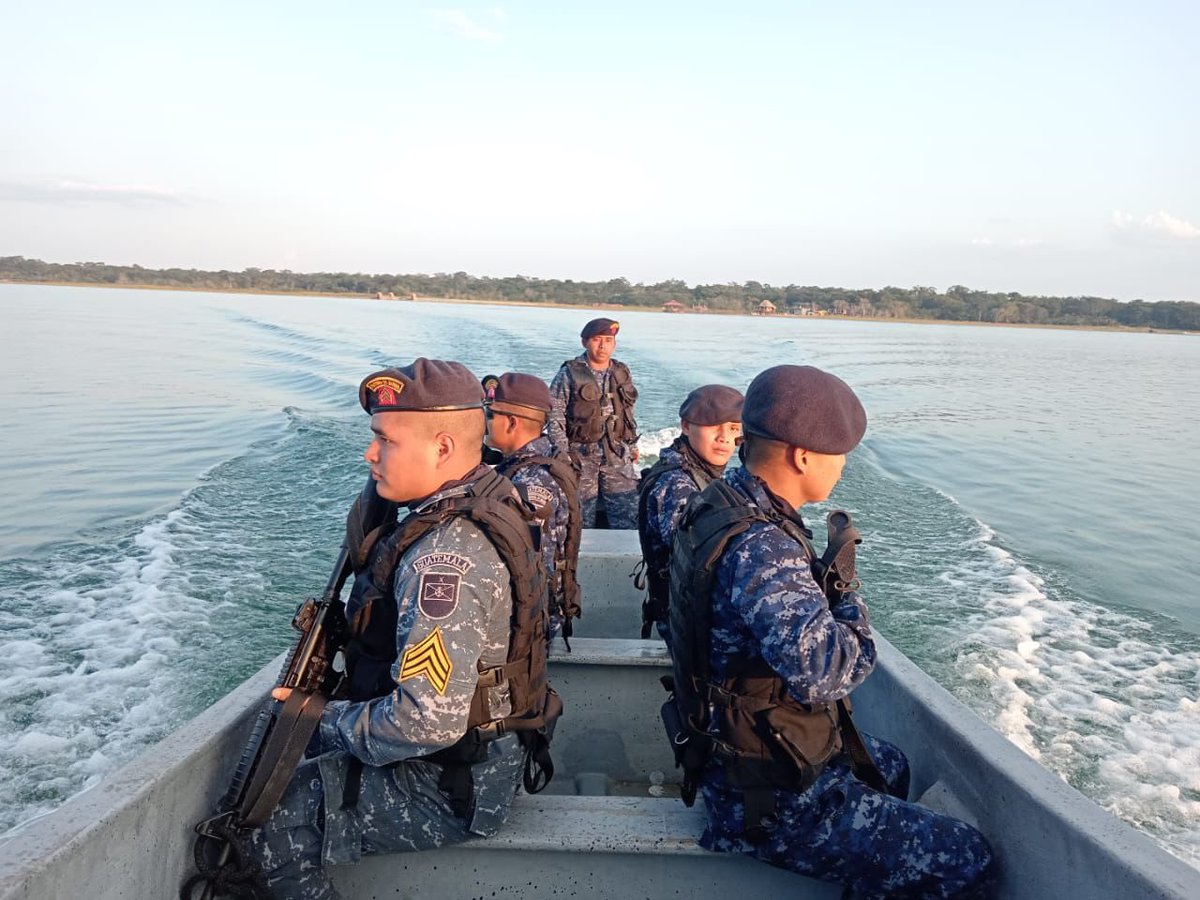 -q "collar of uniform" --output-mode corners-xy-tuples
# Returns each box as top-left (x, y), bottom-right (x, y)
(407, 464), (493, 513)
(725, 466), (812, 537)
(512, 434), (554, 460)
(675, 435), (725, 482)
(574, 351), (612, 377)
